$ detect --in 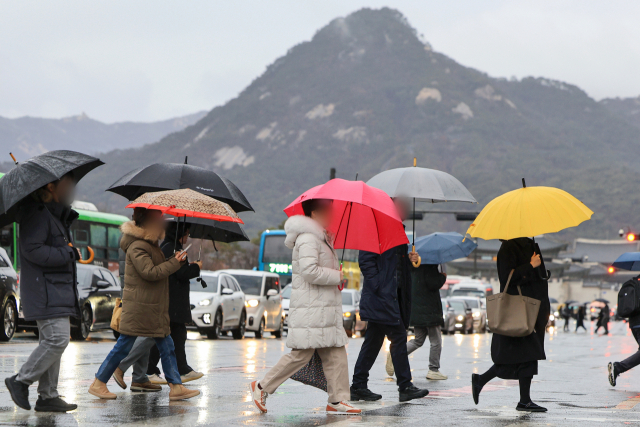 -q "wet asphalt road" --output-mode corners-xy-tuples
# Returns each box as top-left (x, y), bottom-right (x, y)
(1, 321), (640, 426)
